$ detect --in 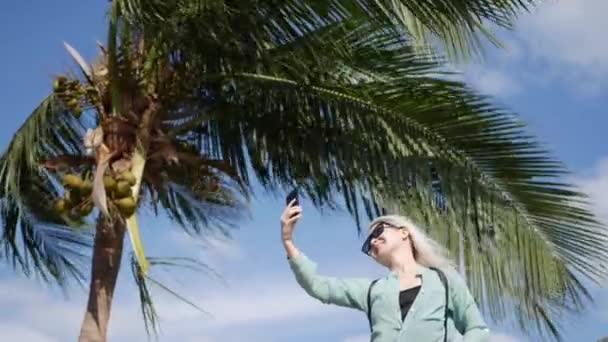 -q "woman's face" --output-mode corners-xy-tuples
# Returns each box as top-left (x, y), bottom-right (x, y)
(366, 222), (408, 264)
